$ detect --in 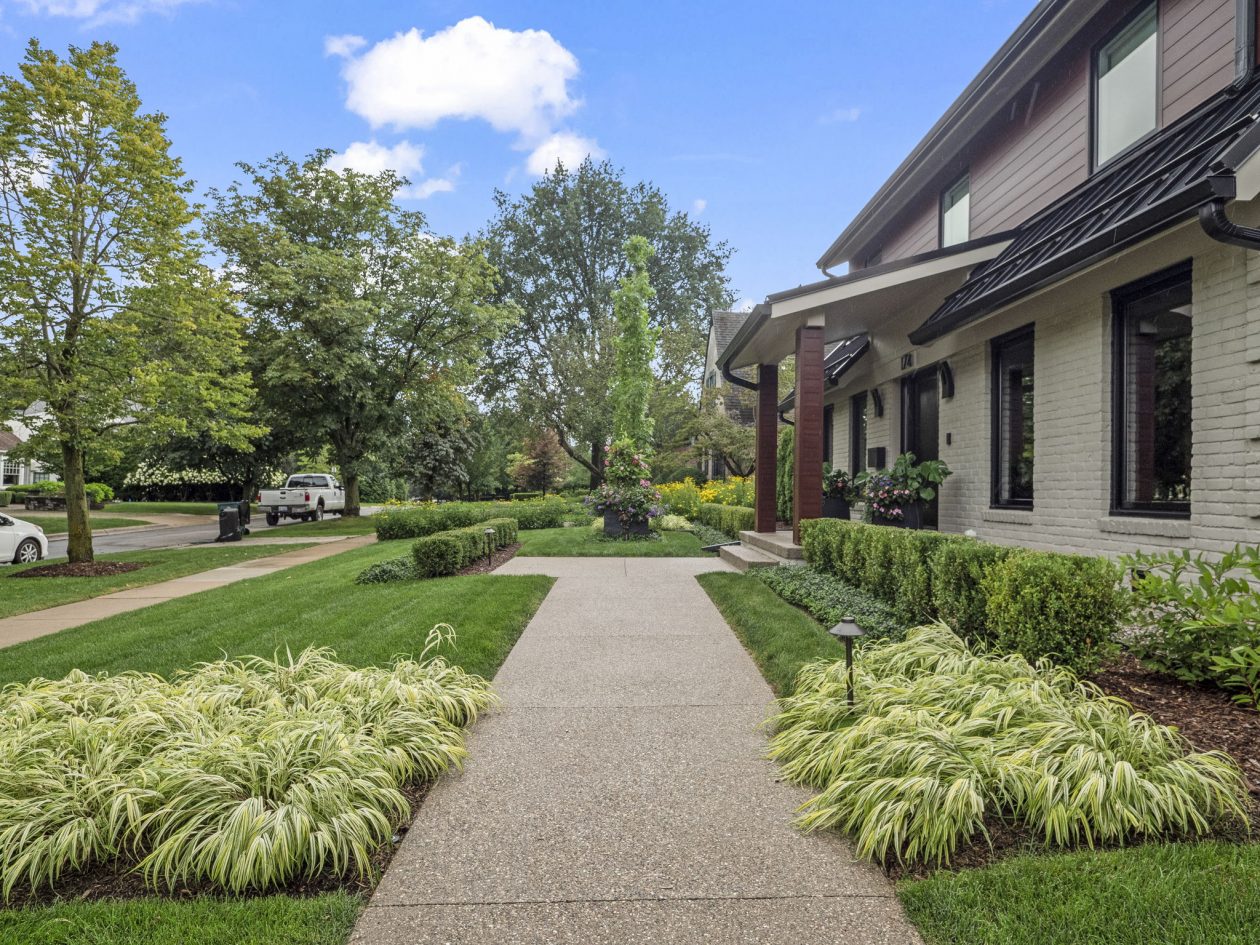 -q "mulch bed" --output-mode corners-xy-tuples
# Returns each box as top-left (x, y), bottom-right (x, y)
(1093, 653), (1260, 802)
(8, 781), (433, 907)
(456, 542), (520, 575)
(10, 561), (146, 578)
